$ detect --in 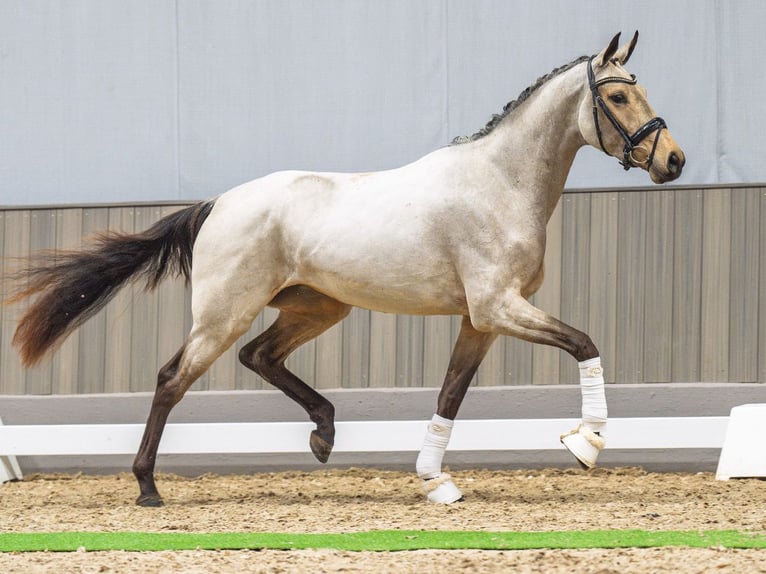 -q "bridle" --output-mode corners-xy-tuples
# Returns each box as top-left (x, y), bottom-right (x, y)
(587, 56), (666, 171)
